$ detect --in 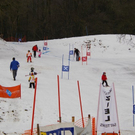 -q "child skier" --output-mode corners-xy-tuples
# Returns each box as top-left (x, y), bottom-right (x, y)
(29, 67), (37, 75)
(28, 73), (35, 88)
(101, 72), (109, 87)
(26, 50), (32, 62)
(38, 49), (42, 57)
